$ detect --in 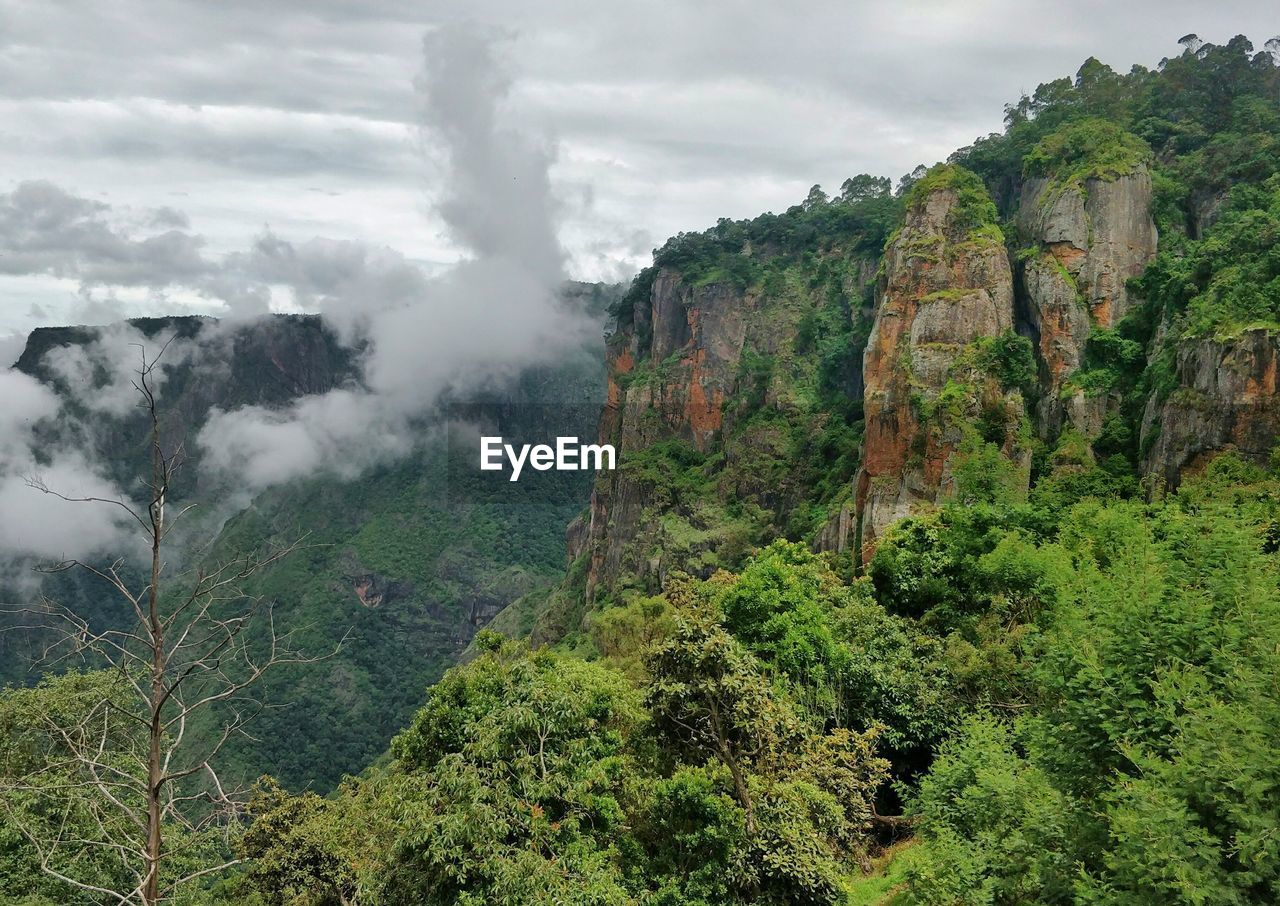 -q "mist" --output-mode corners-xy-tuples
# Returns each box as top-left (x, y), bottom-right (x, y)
(197, 23), (593, 493)
(0, 23), (600, 574)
